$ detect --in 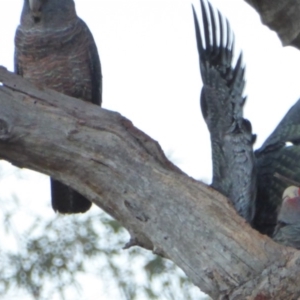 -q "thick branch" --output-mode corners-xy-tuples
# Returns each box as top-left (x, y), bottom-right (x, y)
(244, 0), (300, 49)
(0, 66), (299, 299)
